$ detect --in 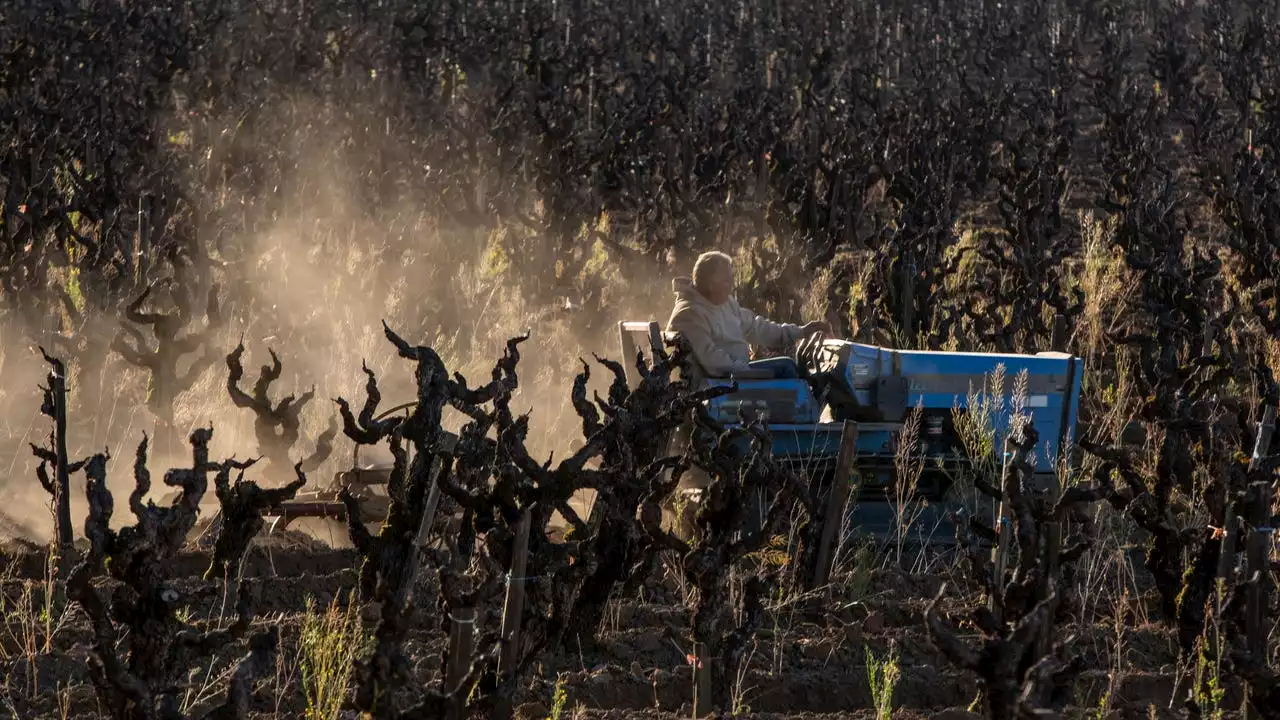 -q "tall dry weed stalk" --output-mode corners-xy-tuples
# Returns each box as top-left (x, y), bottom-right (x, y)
(949, 363), (1008, 524)
(1075, 210), (1130, 366)
(299, 592), (366, 720)
(891, 401), (927, 566)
